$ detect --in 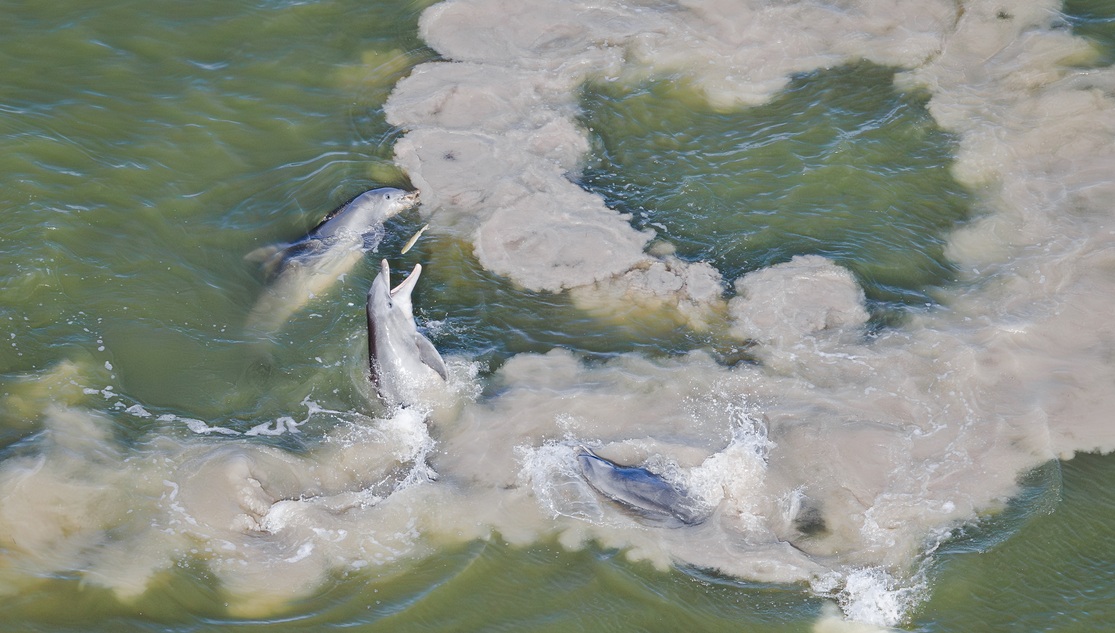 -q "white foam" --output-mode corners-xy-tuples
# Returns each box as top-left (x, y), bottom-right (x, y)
(125, 404), (152, 418)
(0, 403), (440, 613)
(812, 602), (898, 633)
(160, 414), (239, 436)
(825, 566), (929, 629)
(518, 442), (606, 524)
(246, 417), (305, 436)
(686, 411), (771, 531)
